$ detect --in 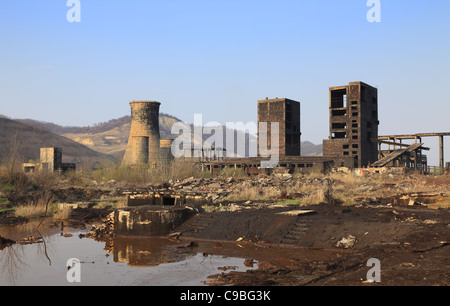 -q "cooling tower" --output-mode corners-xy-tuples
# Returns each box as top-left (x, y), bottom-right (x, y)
(122, 101), (161, 166)
(159, 139), (174, 165)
